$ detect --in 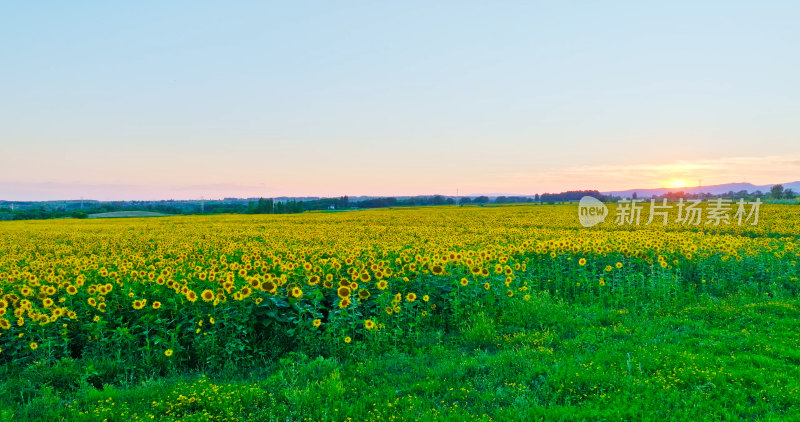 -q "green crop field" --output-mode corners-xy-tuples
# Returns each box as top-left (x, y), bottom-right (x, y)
(1, 204), (798, 421)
